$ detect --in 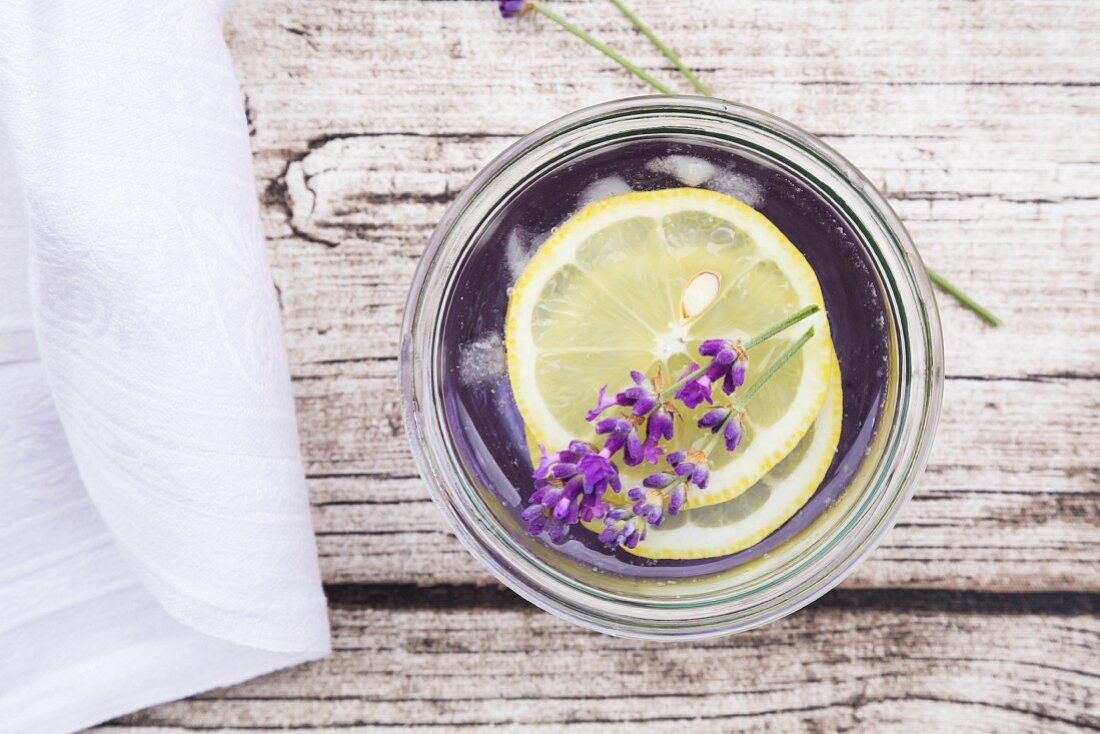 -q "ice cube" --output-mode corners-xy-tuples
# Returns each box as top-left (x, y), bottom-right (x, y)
(457, 332), (506, 388)
(646, 155), (717, 187)
(579, 175), (632, 206)
(707, 170), (765, 208)
(505, 227), (533, 283)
